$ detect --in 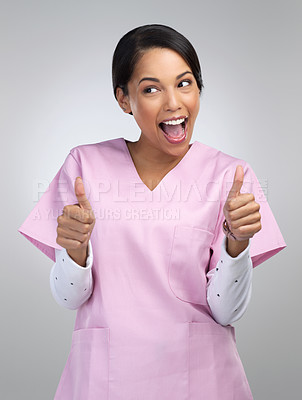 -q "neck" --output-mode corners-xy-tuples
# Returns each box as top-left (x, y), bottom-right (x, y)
(127, 134), (191, 173)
